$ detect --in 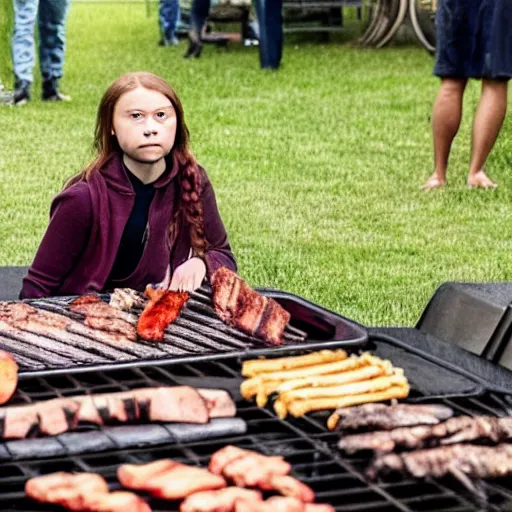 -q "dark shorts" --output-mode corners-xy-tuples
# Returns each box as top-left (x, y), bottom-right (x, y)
(434, 0), (512, 80)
